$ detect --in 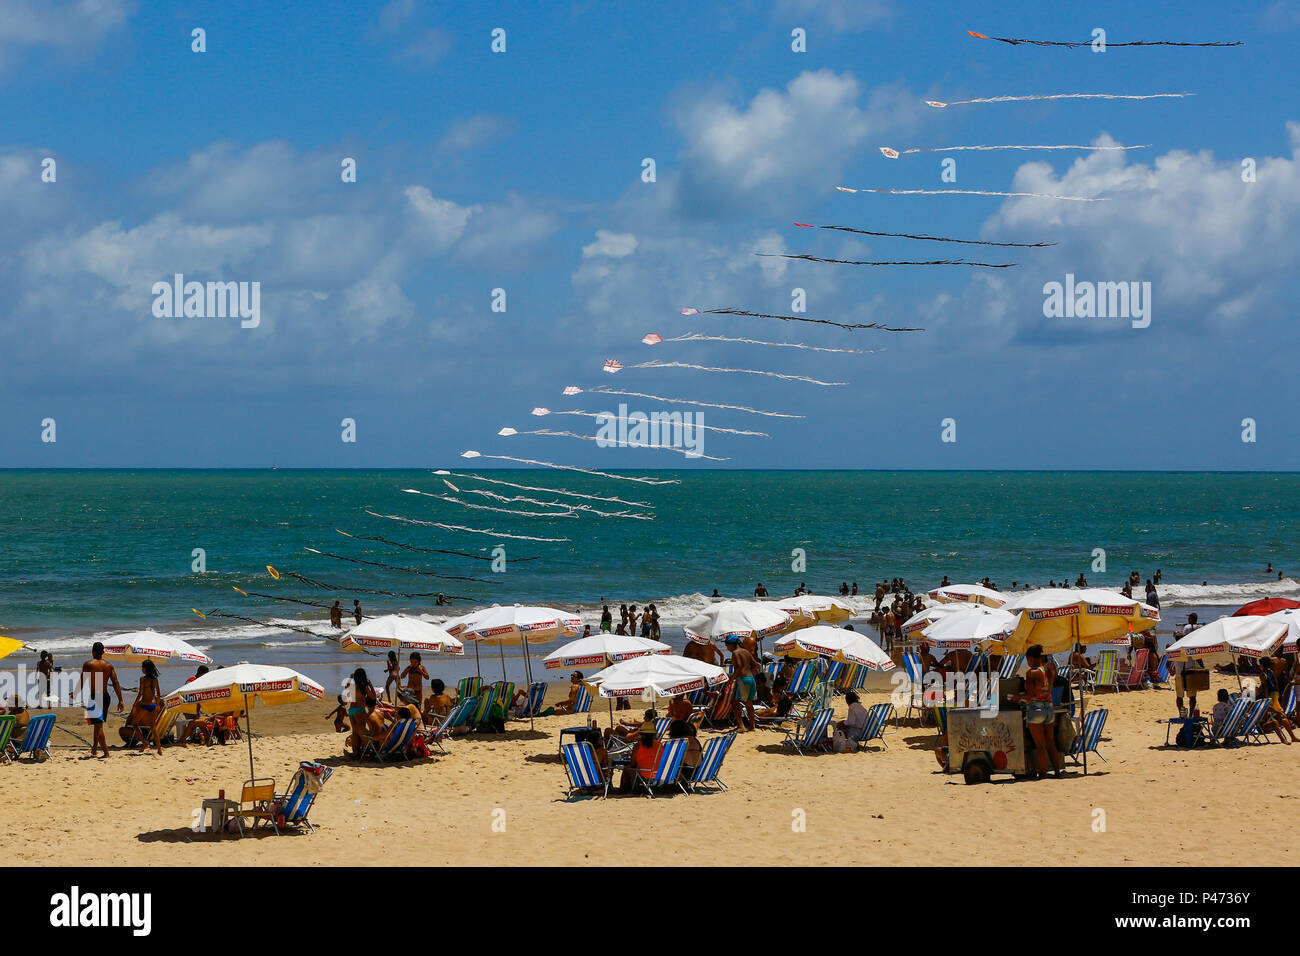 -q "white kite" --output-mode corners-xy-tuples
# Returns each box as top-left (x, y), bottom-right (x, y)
(614, 359), (846, 386)
(646, 331), (878, 355)
(837, 185), (1106, 202)
(926, 91), (1193, 108)
(880, 143), (1148, 158)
